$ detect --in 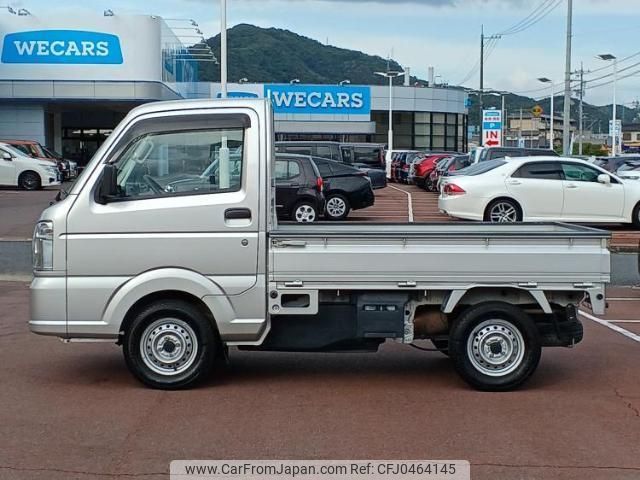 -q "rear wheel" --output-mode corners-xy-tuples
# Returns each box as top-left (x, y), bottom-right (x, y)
(123, 299), (219, 389)
(449, 302), (541, 391)
(632, 203), (640, 228)
(485, 199), (522, 223)
(325, 194), (351, 220)
(292, 201), (318, 223)
(18, 171), (41, 190)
